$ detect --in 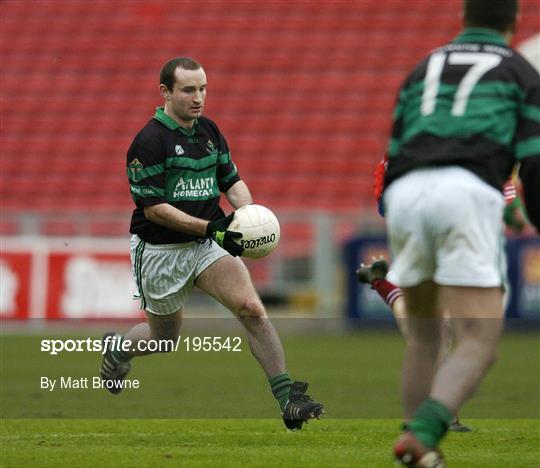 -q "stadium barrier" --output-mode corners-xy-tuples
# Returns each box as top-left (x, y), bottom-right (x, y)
(3, 228), (538, 321)
(0, 212), (381, 319)
(0, 237), (141, 320)
(0, 222), (342, 319)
